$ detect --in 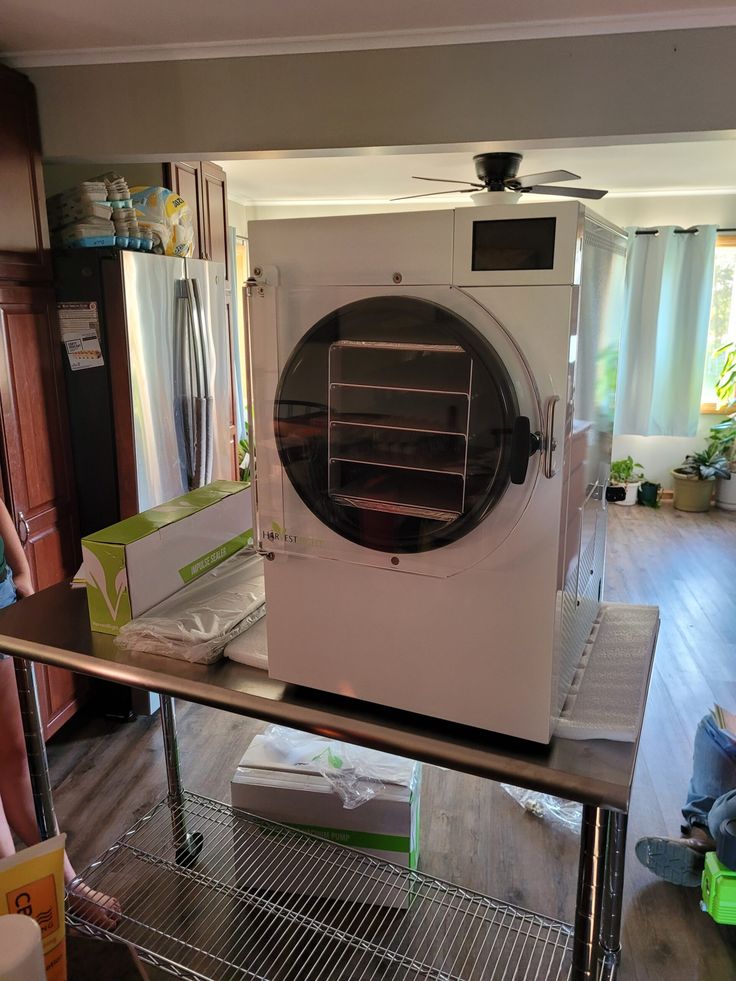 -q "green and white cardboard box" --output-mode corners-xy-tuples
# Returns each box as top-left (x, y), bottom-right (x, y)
(81, 480), (253, 635)
(231, 732), (420, 909)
